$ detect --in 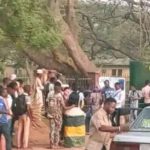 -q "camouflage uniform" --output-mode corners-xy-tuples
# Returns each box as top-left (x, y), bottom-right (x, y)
(47, 91), (64, 146)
